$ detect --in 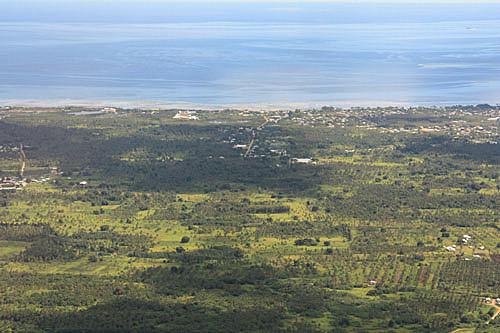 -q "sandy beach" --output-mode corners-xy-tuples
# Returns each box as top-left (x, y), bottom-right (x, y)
(0, 98), (422, 111)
